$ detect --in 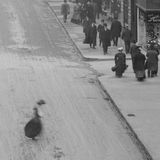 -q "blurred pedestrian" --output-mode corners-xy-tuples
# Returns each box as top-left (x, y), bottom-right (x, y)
(89, 21), (97, 49)
(83, 16), (91, 44)
(133, 47), (146, 81)
(97, 19), (104, 46)
(113, 47), (127, 78)
(61, 0), (70, 23)
(146, 43), (159, 77)
(71, 2), (81, 24)
(111, 17), (122, 46)
(130, 41), (138, 72)
(101, 23), (111, 55)
(86, 0), (94, 22)
(122, 24), (132, 54)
